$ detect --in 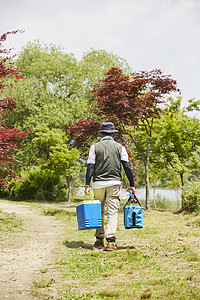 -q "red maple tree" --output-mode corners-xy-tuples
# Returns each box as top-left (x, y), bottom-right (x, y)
(0, 31), (27, 188)
(68, 117), (101, 155)
(69, 67), (180, 209)
(92, 68), (179, 125)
